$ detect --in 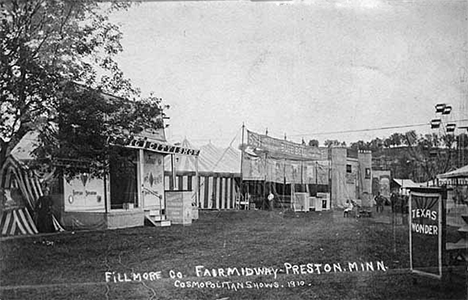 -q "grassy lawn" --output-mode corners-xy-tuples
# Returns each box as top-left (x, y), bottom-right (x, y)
(0, 209), (465, 300)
